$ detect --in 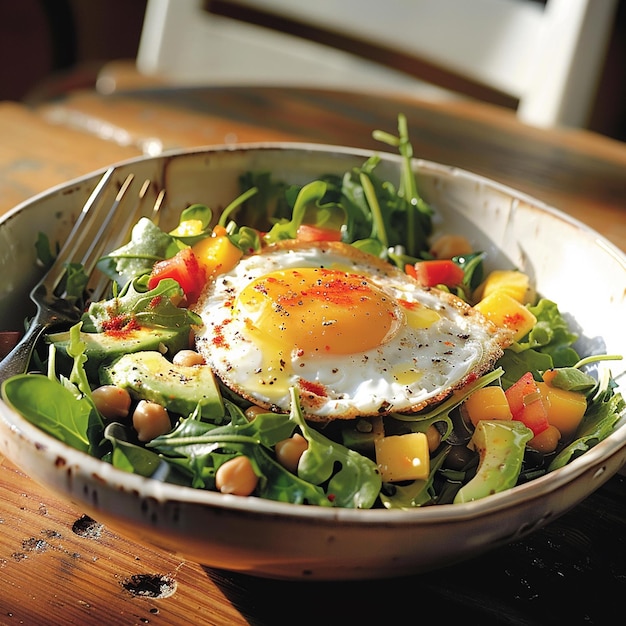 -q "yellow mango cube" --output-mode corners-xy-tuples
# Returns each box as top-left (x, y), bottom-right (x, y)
(537, 381), (587, 441)
(375, 432), (430, 482)
(462, 385), (512, 427)
(474, 291), (537, 342)
(474, 270), (535, 304)
(192, 234), (243, 277)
